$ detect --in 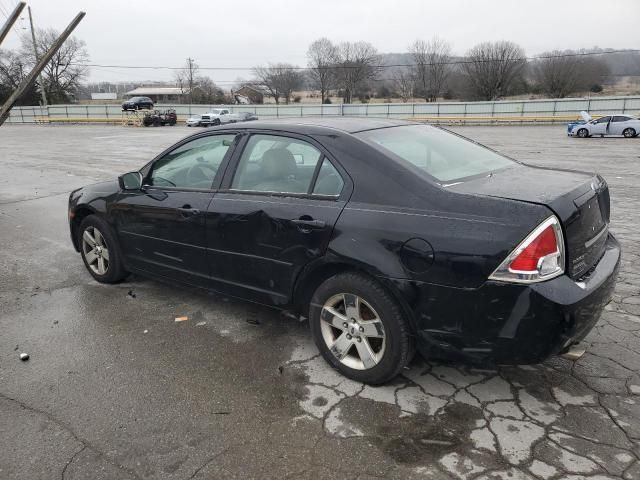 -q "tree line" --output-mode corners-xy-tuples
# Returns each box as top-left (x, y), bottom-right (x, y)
(250, 37), (611, 104)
